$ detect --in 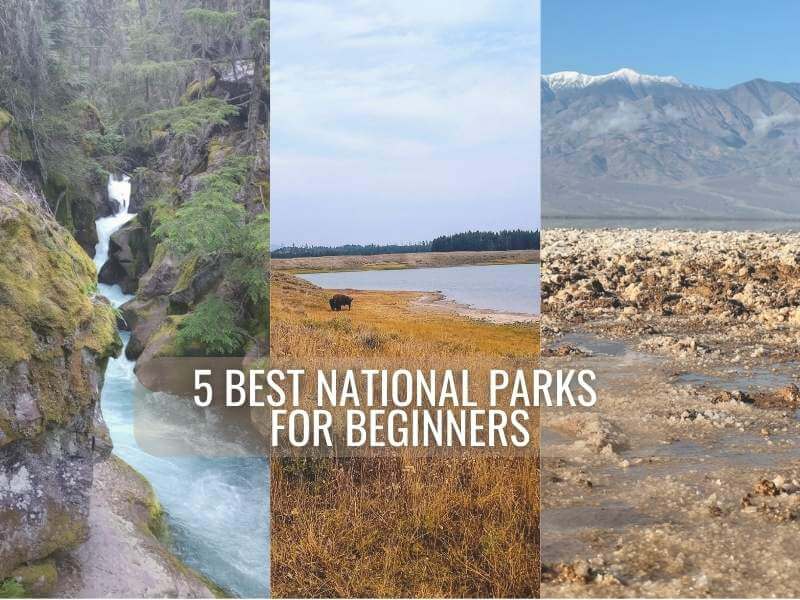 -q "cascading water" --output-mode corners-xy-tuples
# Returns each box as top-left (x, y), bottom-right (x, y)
(95, 176), (269, 598)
